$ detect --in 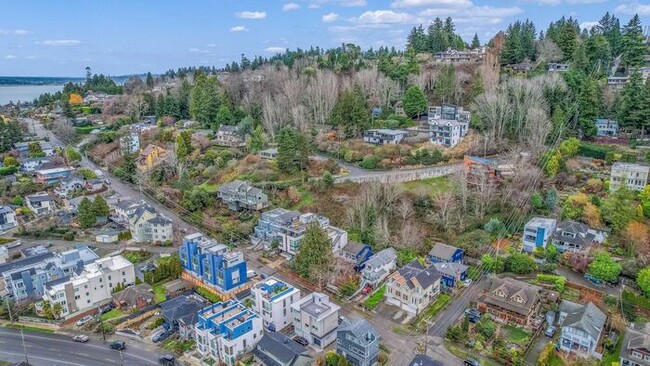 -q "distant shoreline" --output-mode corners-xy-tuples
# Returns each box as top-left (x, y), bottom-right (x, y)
(0, 76), (83, 86)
